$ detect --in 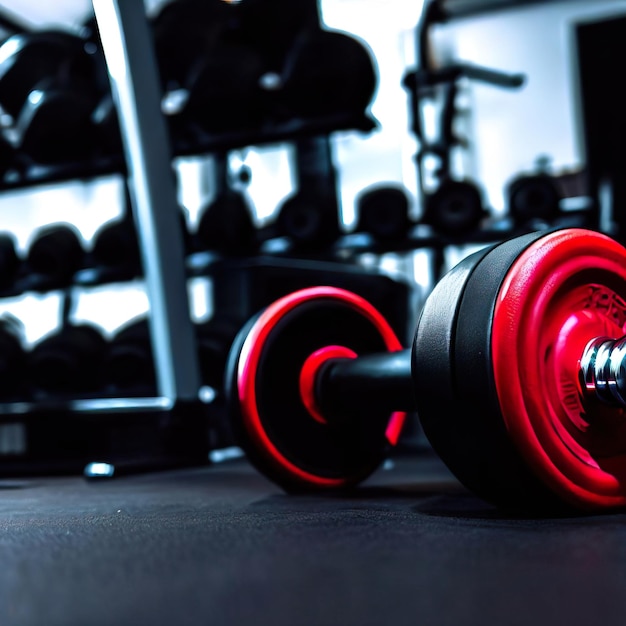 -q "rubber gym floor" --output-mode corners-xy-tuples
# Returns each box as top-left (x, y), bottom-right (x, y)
(1, 448), (625, 626)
